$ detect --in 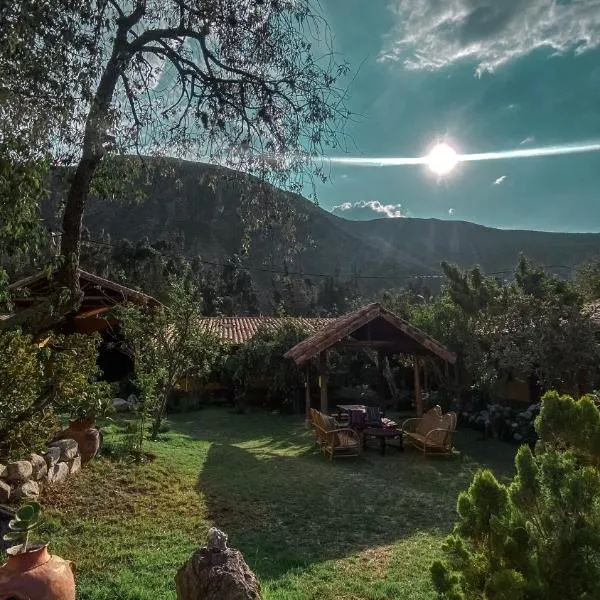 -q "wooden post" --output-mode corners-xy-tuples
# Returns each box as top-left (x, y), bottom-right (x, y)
(414, 356), (423, 417)
(305, 364), (311, 425)
(377, 349), (386, 409)
(319, 350), (328, 414)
